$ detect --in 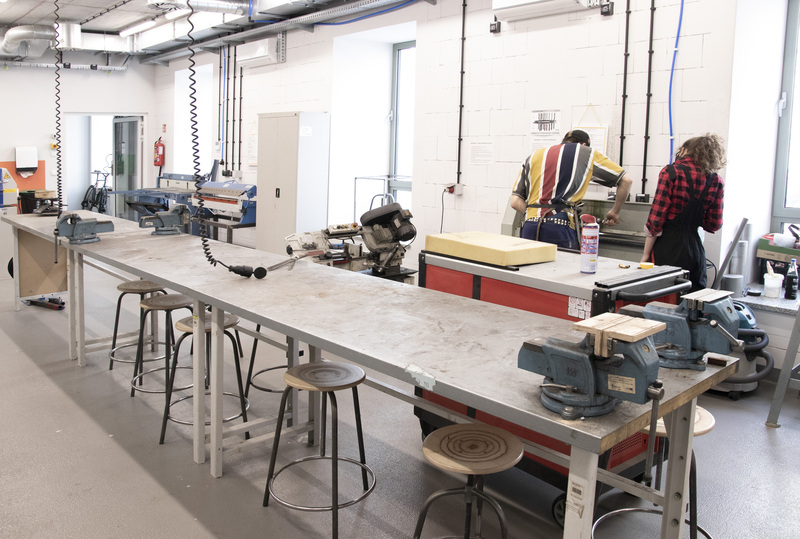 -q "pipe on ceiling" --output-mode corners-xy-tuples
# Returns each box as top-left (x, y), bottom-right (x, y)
(185, 0), (248, 14)
(2, 61), (127, 71)
(0, 25), (57, 56)
(143, 0), (421, 64)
